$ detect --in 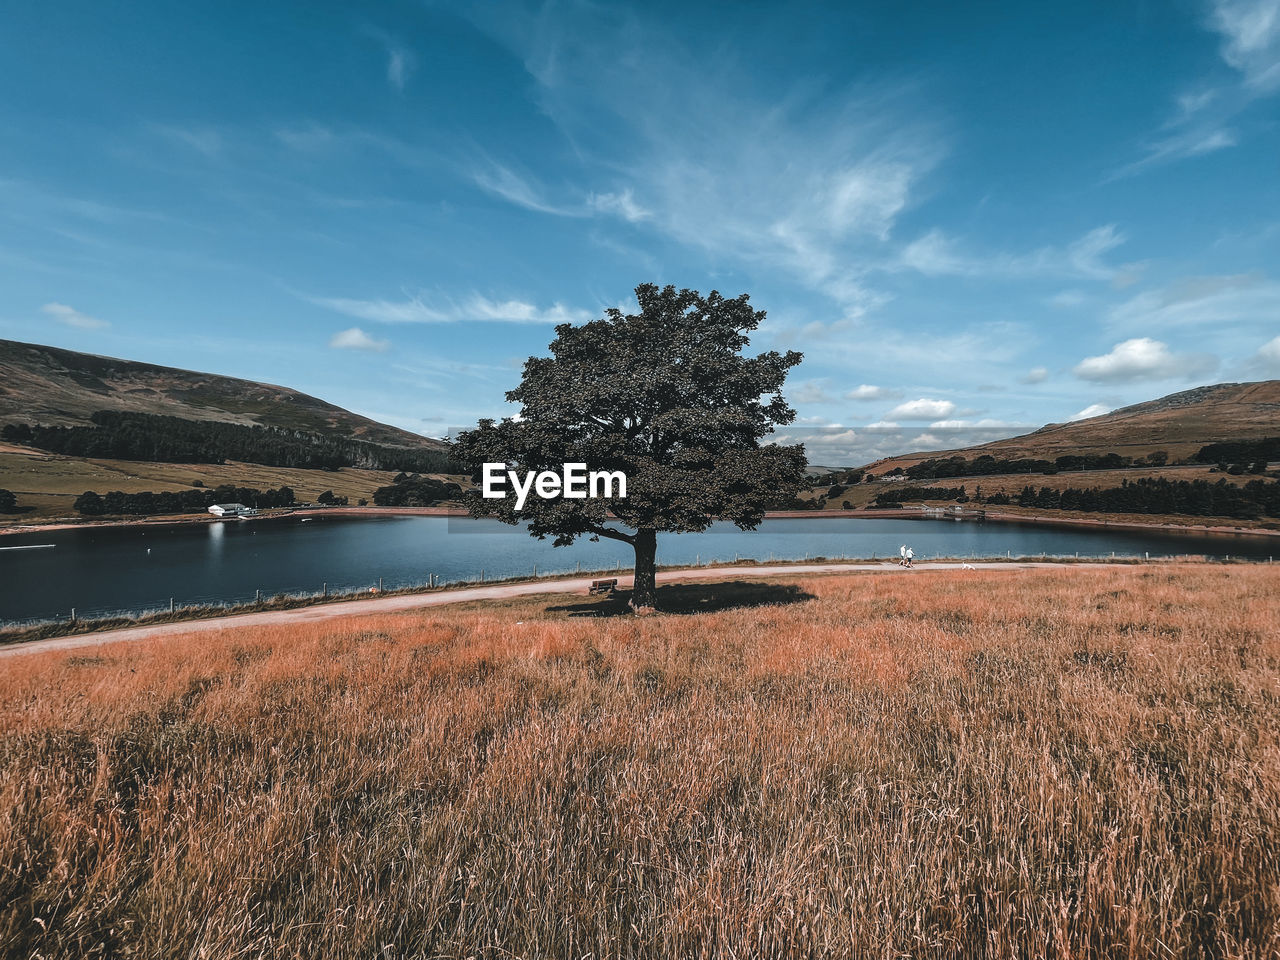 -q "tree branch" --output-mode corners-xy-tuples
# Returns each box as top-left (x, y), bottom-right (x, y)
(587, 523), (634, 545)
